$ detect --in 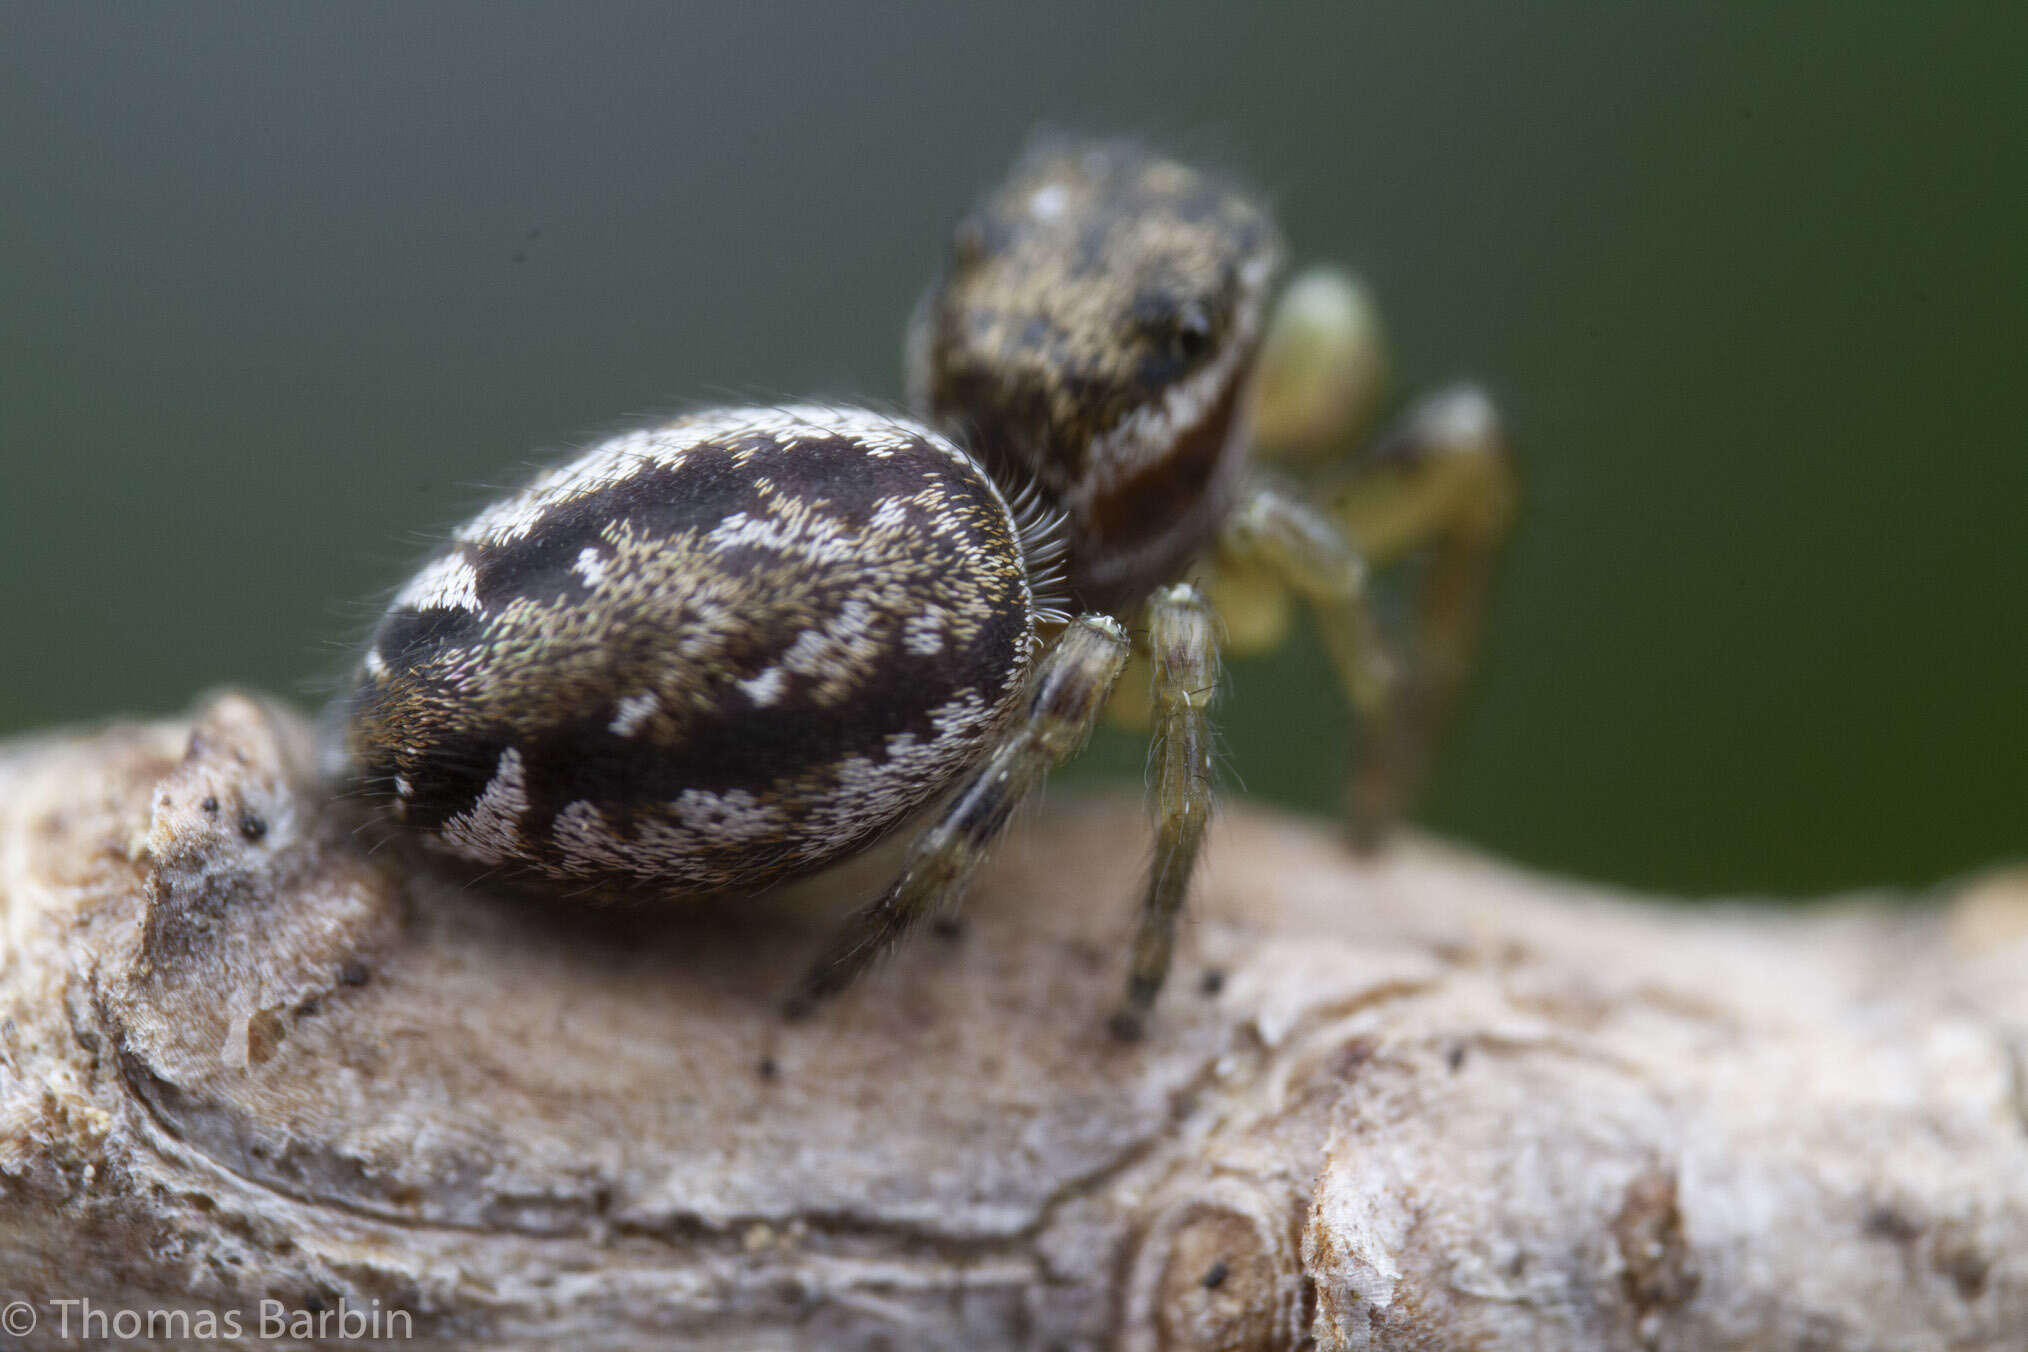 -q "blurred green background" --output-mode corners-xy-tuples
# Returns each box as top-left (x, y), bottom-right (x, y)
(3, 5), (2022, 898)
